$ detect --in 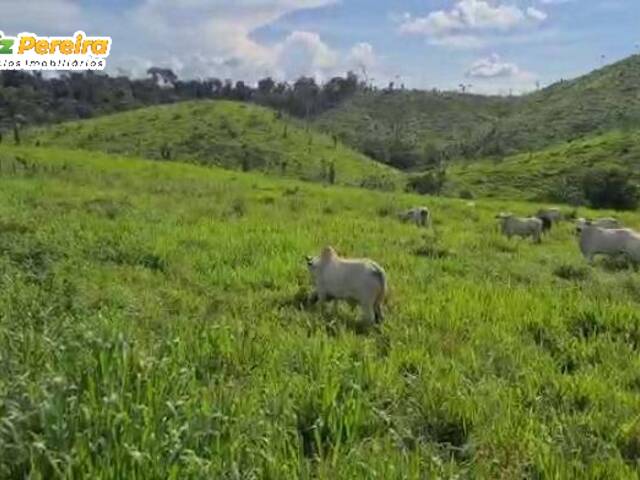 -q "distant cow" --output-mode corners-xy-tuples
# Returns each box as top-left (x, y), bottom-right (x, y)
(577, 221), (640, 264)
(537, 208), (564, 224)
(496, 213), (543, 243)
(306, 246), (387, 324)
(399, 207), (431, 228)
